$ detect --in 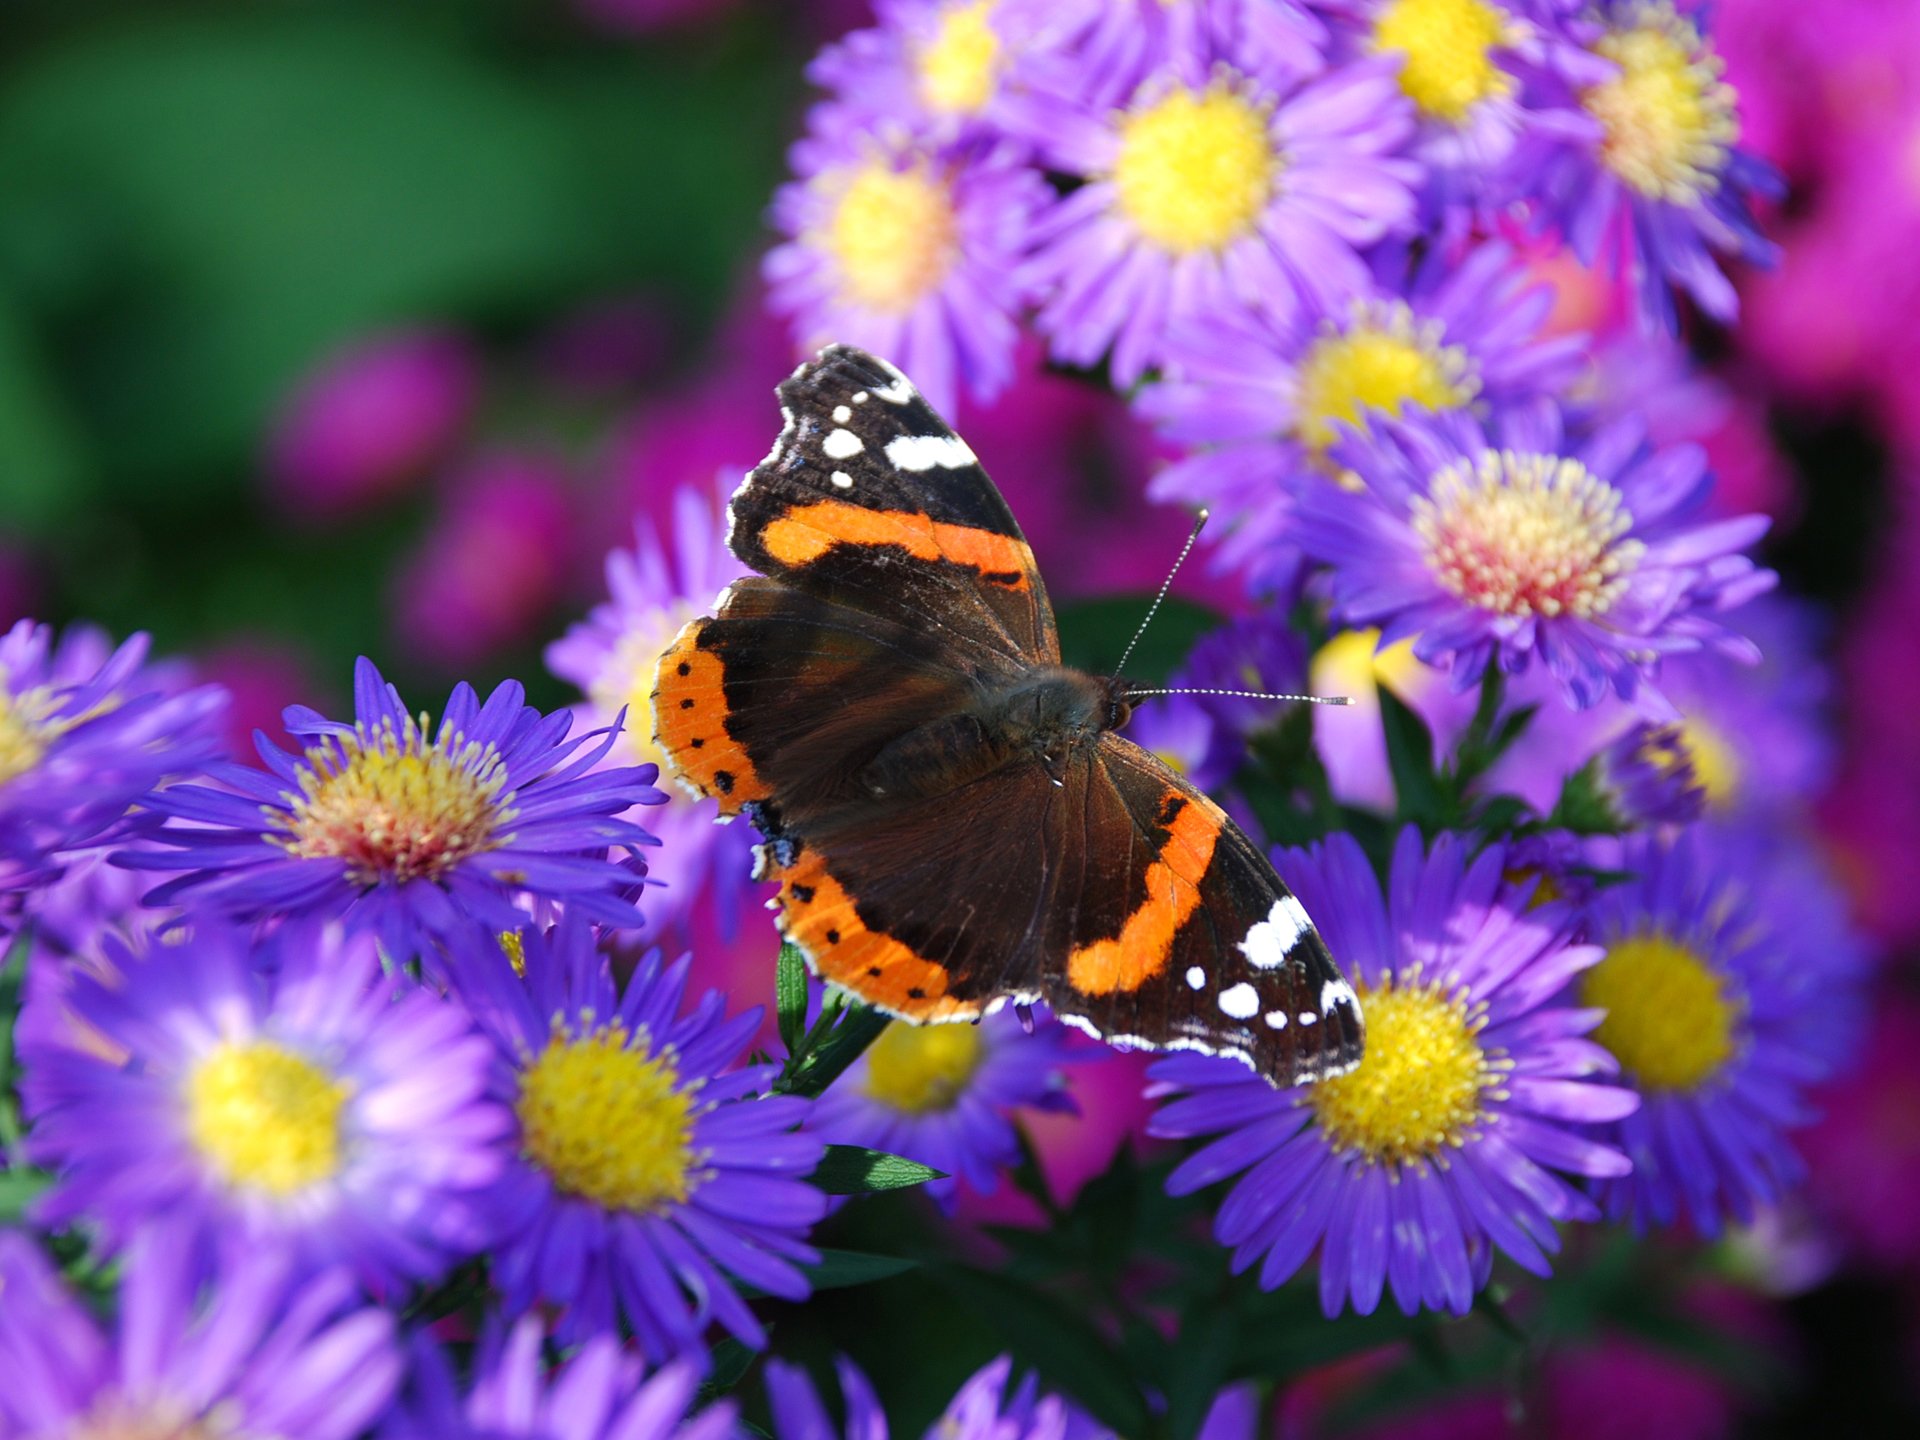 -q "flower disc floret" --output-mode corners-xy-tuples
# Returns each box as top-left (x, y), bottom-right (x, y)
(917, 0), (1000, 115)
(1413, 451), (1644, 620)
(1113, 81), (1278, 253)
(1584, 3), (1736, 203)
(185, 1041), (350, 1197)
(863, 1021), (986, 1115)
(518, 1020), (697, 1212)
(1585, 932), (1738, 1092)
(1293, 302), (1477, 456)
(1373, 0), (1516, 124)
(1311, 979), (1500, 1165)
(822, 159), (960, 313)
